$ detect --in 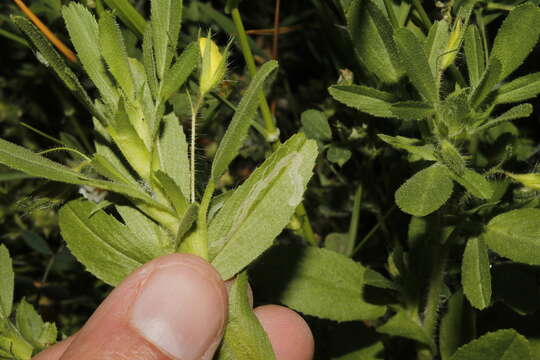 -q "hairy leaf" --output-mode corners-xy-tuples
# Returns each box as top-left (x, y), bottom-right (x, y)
(16, 299), (57, 350)
(425, 20), (449, 80)
(211, 60), (279, 182)
(151, 0), (183, 79)
(464, 25), (485, 87)
(210, 134), (317, 279)
(474, 104), (532, 133)
(496, 73), (540, 104)
(347, 0), (403, 83)
(462, 237), (492, 309)
(485, 208), (540, 266)
(439, 291), (474, 360)
(329, 84), (395, 118)
(391, 101), (434, 120)
(301, 109), (332, 141)
(394, 28), (438, 103)
(159, 42), (199, 101)
(59, 199), (169, 285)
(449, 329), (530, 360)
(378, 134), (436, 161)
(250, 245), (386, 321)
(449, 168), (493, 199)
(0, 245), (13, 319)
(395, 164), (453, 217)
(102, 0), (146, 36)
(63, 3), (117, 104)
(490, 3), (540, 81)
(469, 58), (501, 109)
